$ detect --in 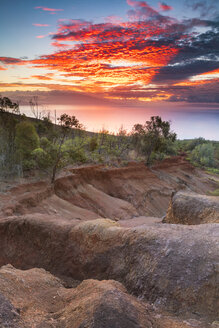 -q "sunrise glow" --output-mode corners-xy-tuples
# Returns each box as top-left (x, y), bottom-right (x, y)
(1, 0), (219, 138)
